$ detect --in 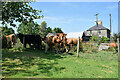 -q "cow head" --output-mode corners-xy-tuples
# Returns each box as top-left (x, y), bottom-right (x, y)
(52, 35), (61, 43)
(58, 33), (67, 41)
